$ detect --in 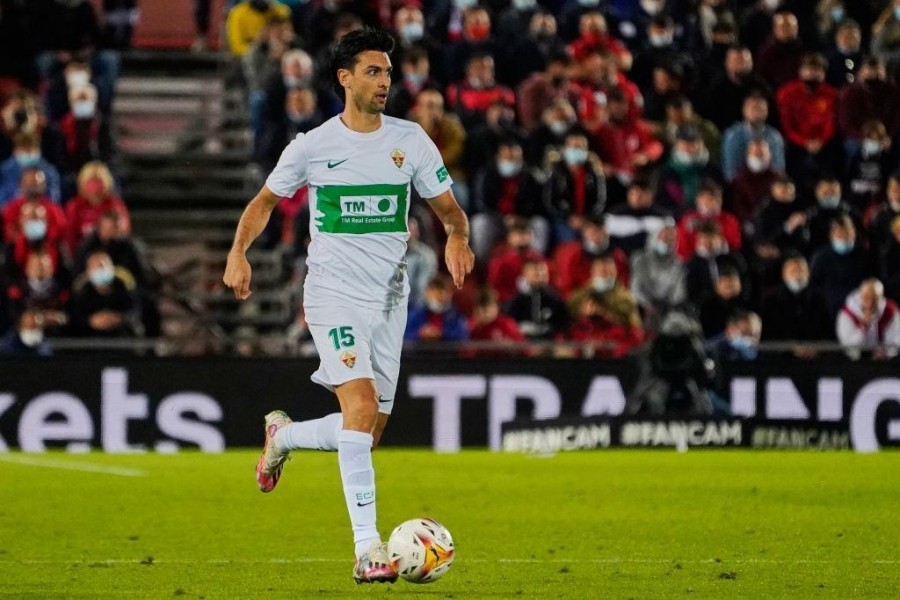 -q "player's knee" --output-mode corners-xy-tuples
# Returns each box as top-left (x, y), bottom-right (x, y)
(344, 395), (379, 431)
